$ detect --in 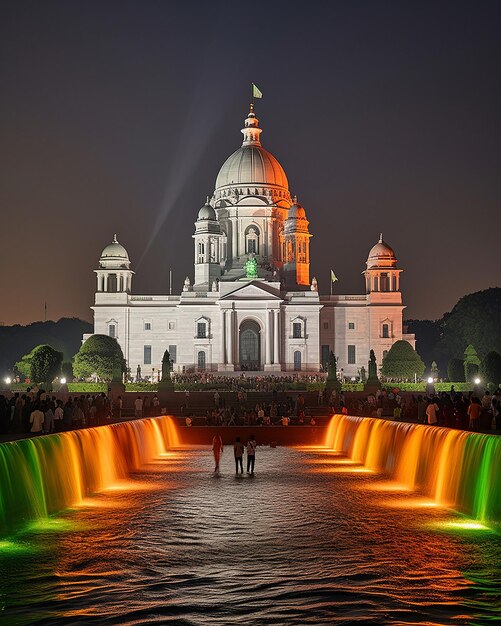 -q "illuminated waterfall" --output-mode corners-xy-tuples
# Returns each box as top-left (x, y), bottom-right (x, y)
(325, 414), (501, 522)
(0, 416), (179, 536)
